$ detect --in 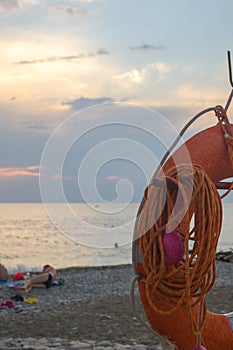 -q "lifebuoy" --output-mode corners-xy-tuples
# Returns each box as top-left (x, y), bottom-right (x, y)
(133, 123), (233, 350)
